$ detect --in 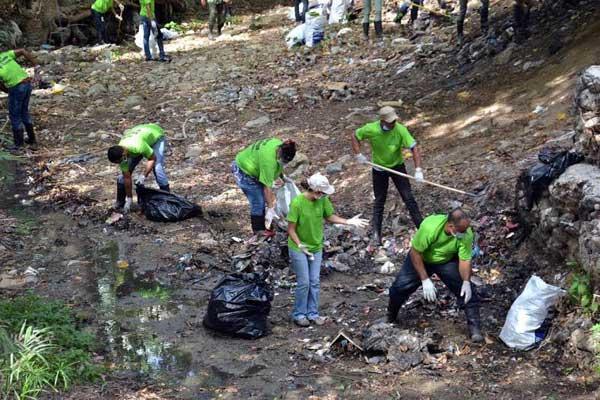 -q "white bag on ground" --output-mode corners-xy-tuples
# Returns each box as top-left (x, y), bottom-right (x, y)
(275, 181), (301, 217)
(499, 275), (565, 350)
(329, 0), (350, 24)
(285, 24), (305, 48)
(304, 5), (327, 47)
(135, 24), (159, 59)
